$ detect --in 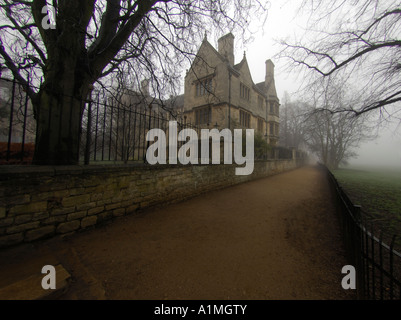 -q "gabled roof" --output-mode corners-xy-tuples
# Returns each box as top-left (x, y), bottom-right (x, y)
(164, 94), (184, 111)
(233, 59), (245, 71)
(255, 82), (265, 92)
(253, 82), (266, 96)
(233, 54), (263, 95)
(187, 33), (279, 103)
(191, 36), (227, 66)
